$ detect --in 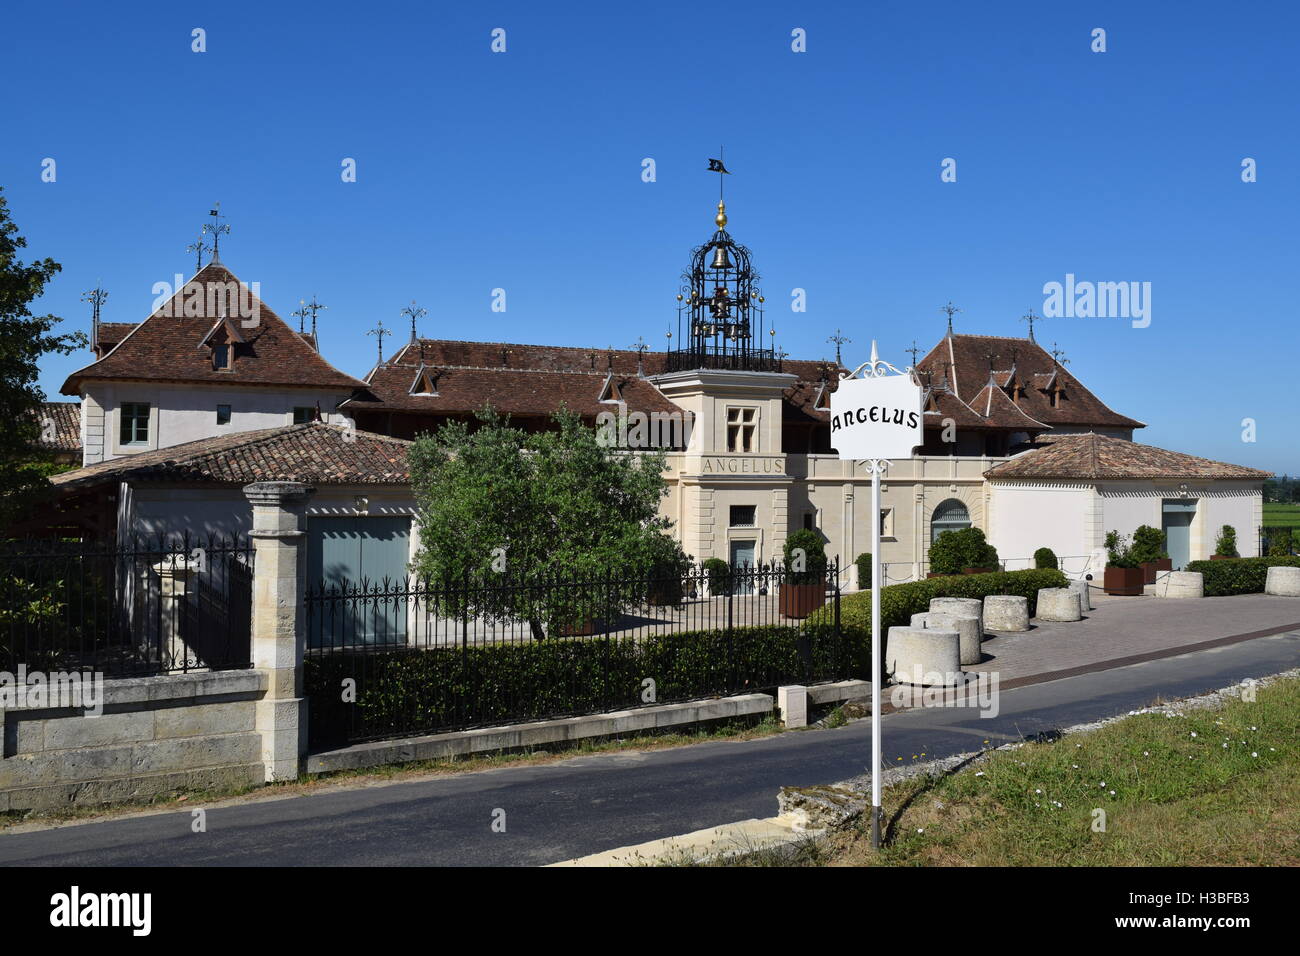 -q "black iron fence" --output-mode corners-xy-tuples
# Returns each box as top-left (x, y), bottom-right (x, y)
(304, 561), (849, 748)
(0, 534), (254, 677)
